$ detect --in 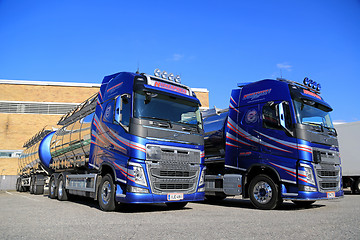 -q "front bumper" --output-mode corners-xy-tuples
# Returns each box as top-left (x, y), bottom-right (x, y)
(115, 187), (205, 204)
(282, 189), (344, 201)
